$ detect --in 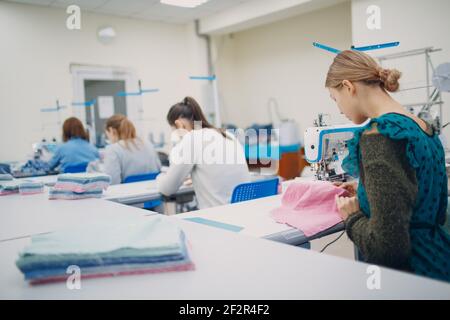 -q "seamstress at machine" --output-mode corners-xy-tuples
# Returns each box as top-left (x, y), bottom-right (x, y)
(323, 50), (449, 283)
